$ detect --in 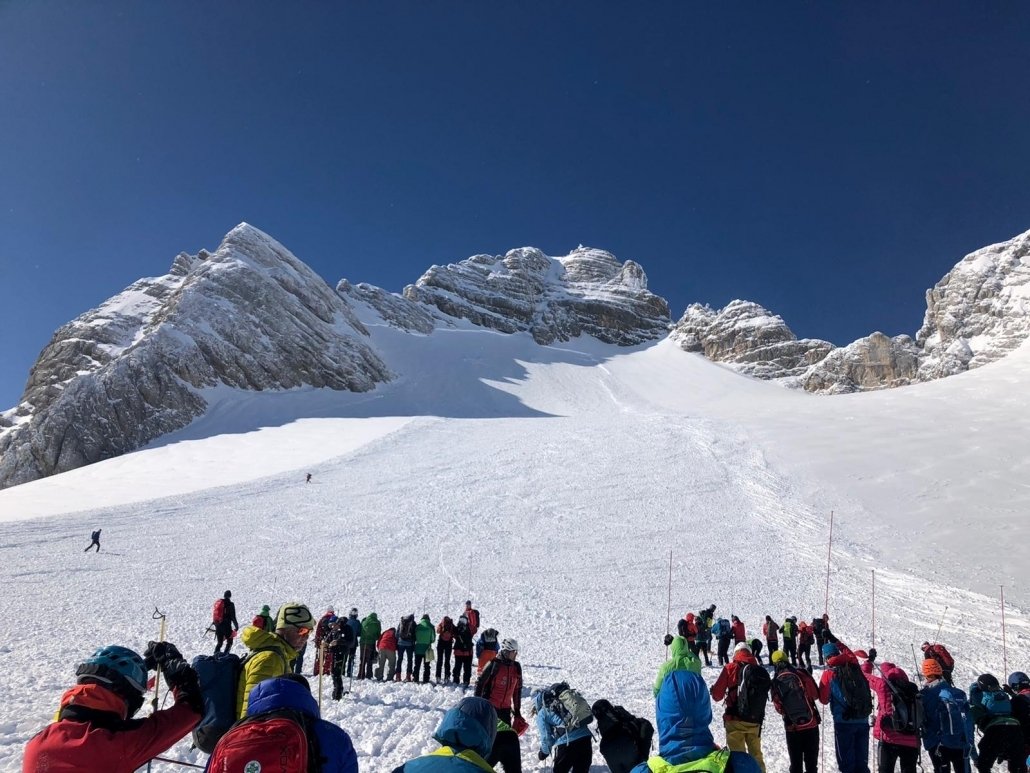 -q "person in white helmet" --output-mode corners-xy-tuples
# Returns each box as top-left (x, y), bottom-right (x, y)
(476, 638), (525, 773)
